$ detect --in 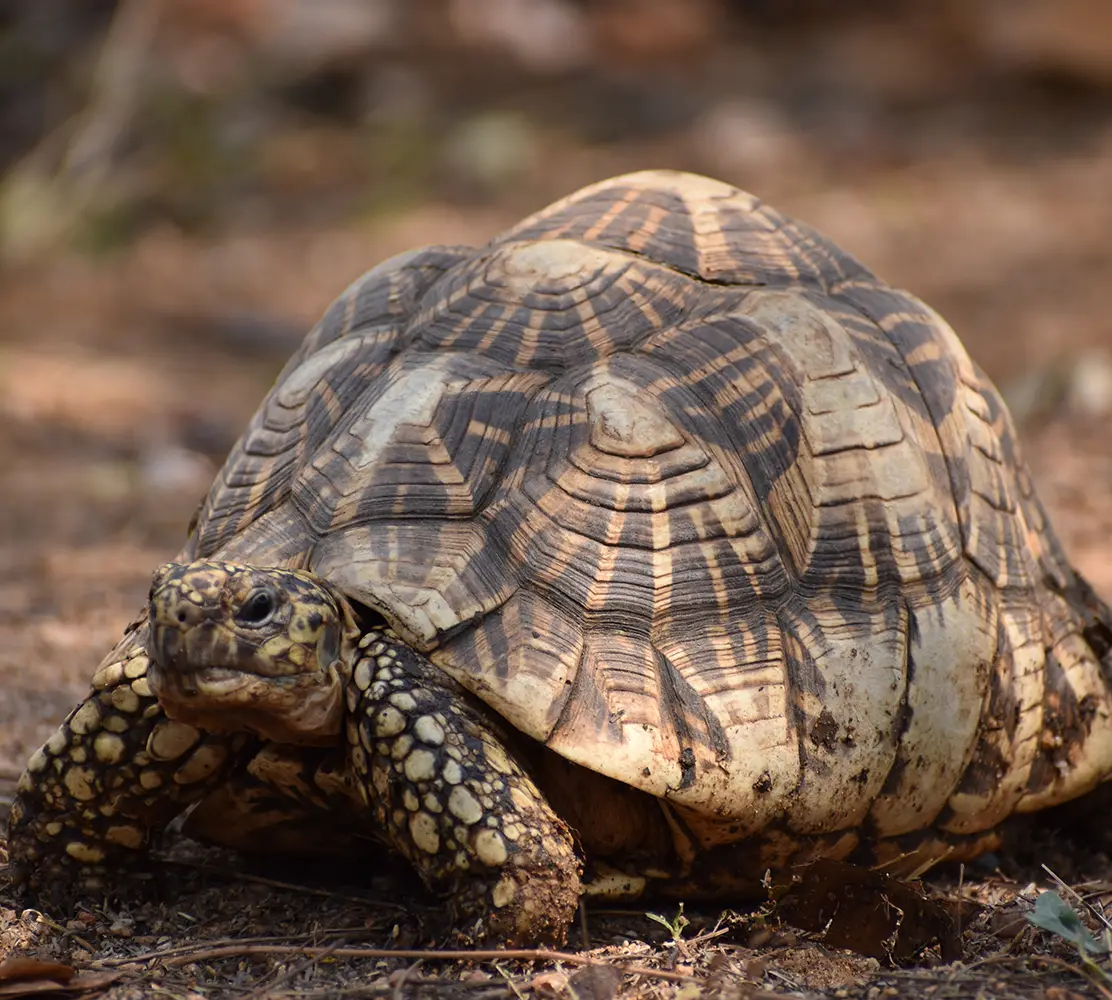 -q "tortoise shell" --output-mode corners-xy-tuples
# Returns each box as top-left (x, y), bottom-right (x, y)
(181, 169), (1112, 846)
